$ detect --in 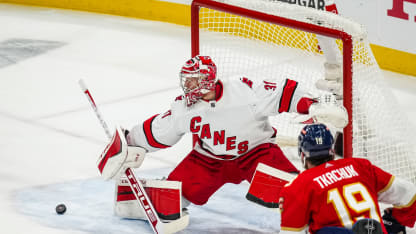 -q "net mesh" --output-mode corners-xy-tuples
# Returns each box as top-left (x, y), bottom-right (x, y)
(196, 0), (416, 183)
